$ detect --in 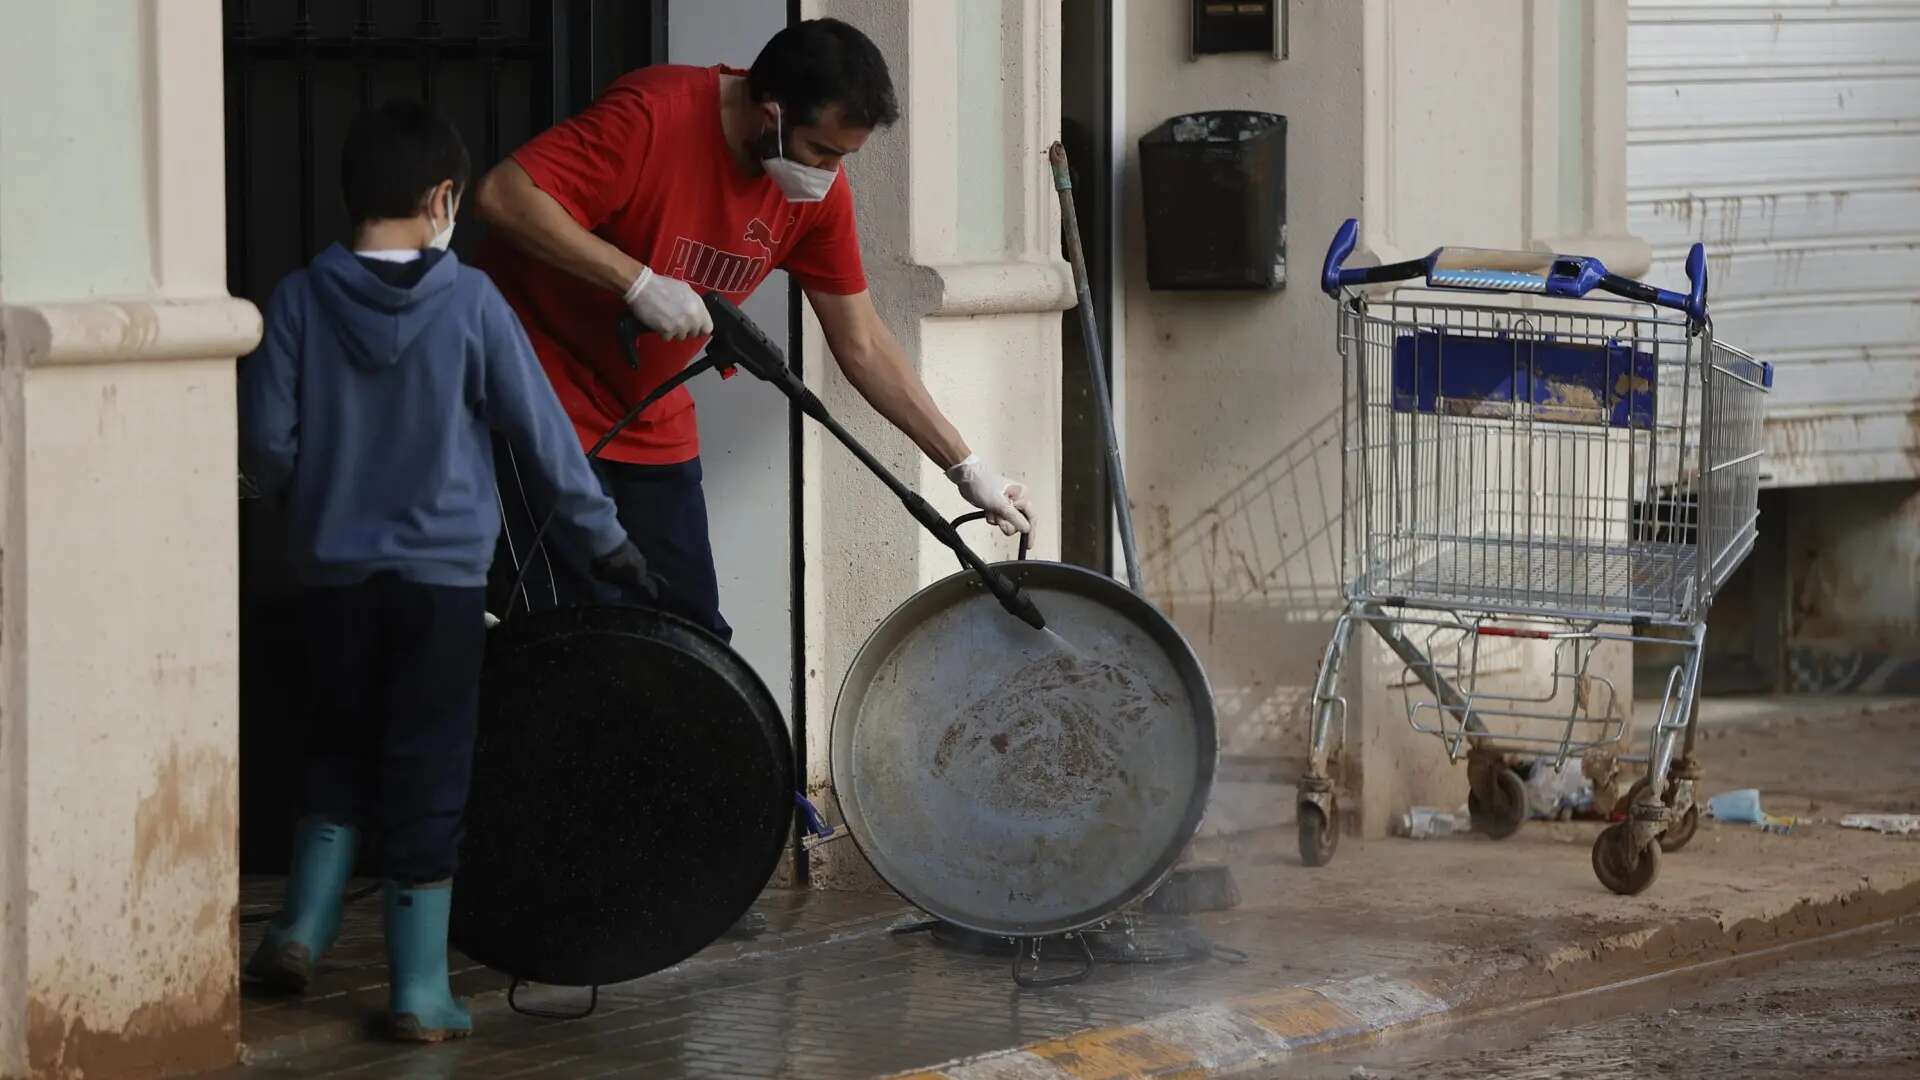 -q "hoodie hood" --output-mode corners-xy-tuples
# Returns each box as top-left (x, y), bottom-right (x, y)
(307, 243), (462, 370)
